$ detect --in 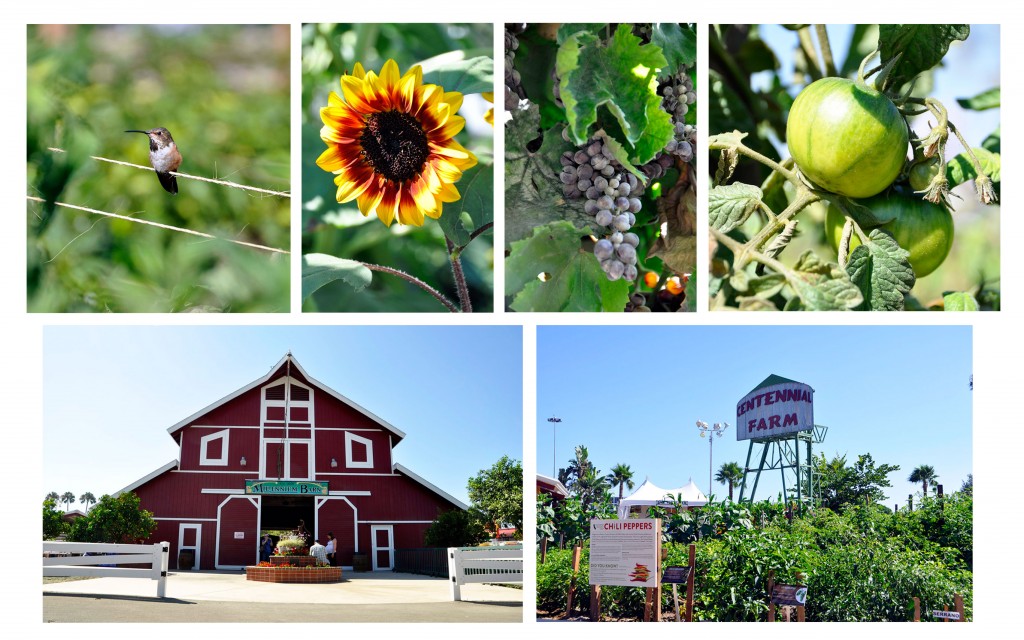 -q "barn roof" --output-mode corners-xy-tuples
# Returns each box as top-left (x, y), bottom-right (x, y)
(165, 353), (406, 441)
(113, 459), (178, 497)
(394, 463), (468, 510)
